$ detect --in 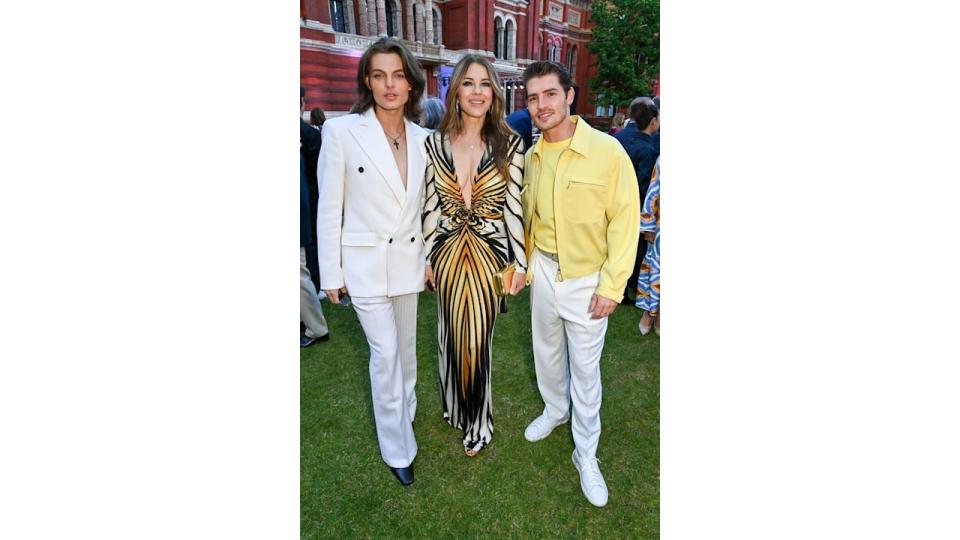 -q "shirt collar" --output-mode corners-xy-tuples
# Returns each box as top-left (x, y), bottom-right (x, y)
(532, 115), (592, 158)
